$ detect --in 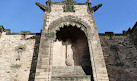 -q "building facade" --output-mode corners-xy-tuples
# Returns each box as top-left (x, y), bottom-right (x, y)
(0, 0), (137, 81)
